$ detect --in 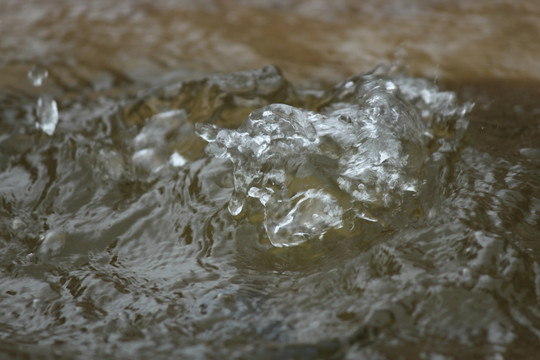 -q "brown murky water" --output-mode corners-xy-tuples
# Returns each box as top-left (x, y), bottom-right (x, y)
(1, 1), (539, 359)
